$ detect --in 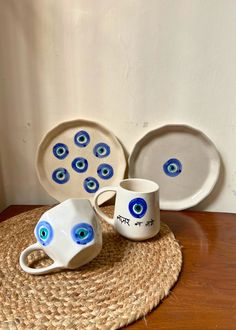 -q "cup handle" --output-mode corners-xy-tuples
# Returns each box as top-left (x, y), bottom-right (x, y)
(19, 242), (62, 275)
(93, 186), (118, 226)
